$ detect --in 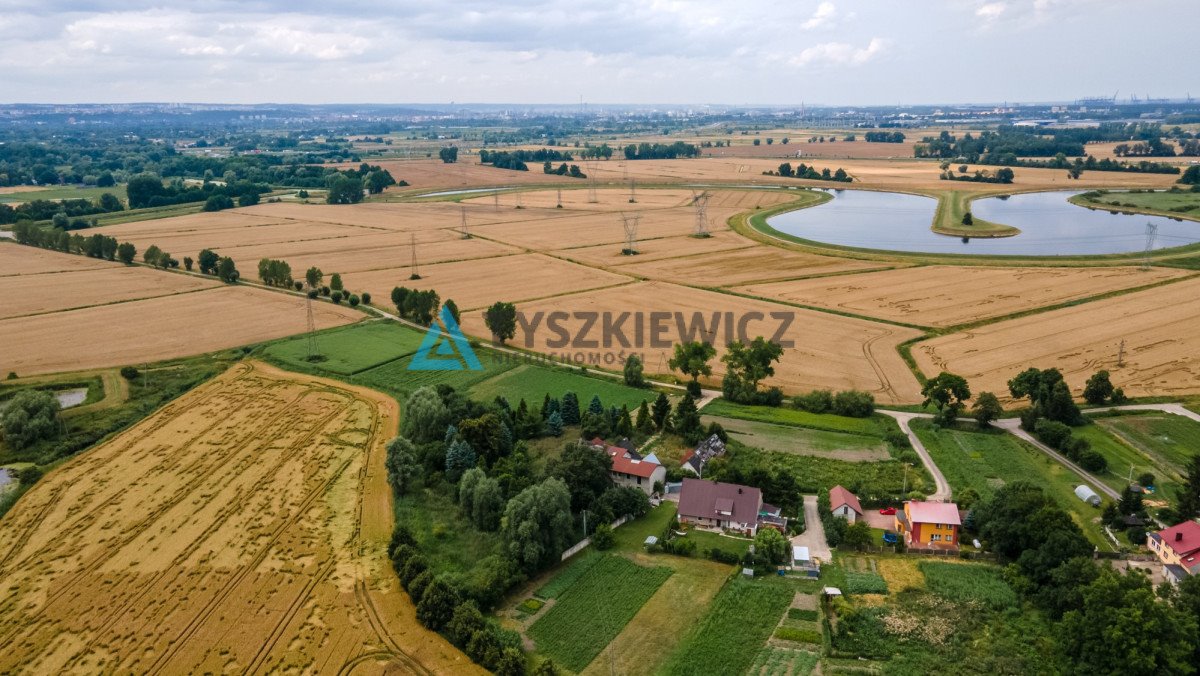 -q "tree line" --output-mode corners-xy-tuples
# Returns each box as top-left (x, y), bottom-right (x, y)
(765, 162), (852, 182)
(863, 131), (906, 143)
(0, 193), (124, 226)
(622, 142), (701, 160)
